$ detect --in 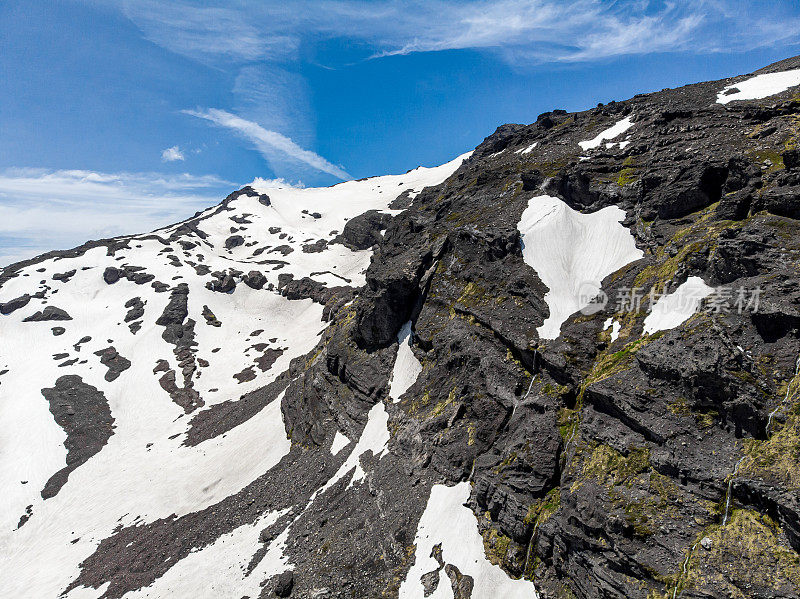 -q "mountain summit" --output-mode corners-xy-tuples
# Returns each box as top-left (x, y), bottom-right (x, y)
(2, 57), (800, 599)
